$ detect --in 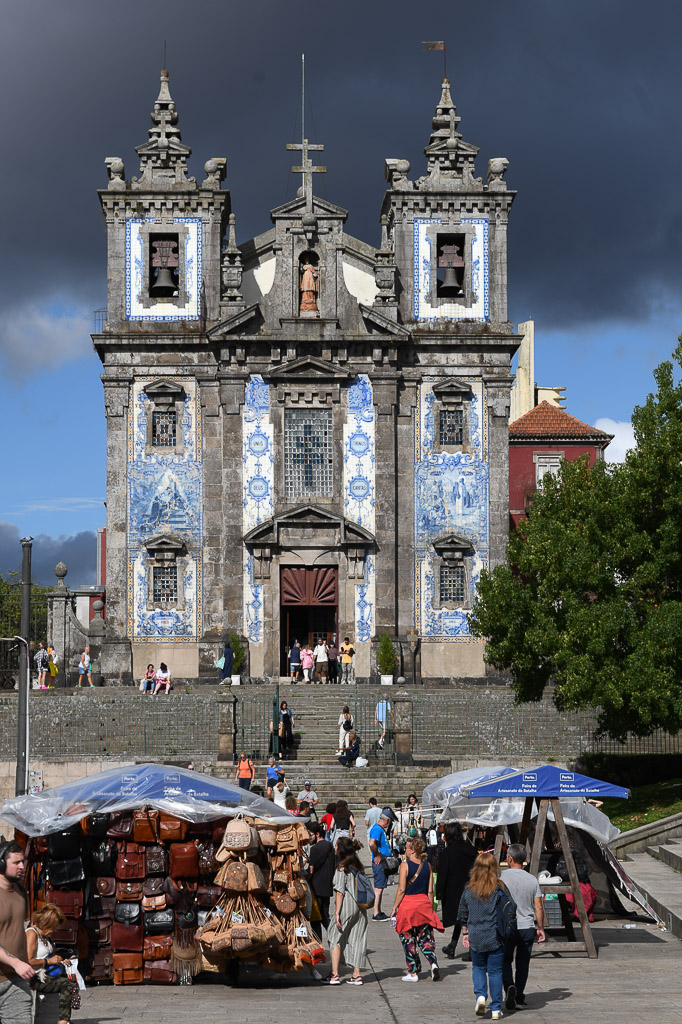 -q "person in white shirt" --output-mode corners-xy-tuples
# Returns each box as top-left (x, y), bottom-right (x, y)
(272, 780), (291, 809)
(153, 662), (172, 695)
(312, 640), (328, 682)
